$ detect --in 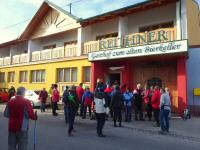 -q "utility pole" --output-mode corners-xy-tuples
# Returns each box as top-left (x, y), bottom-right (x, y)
(69, 3), (72, 14)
